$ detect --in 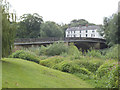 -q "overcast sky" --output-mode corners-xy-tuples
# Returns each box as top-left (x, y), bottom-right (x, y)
(8, 0), (119, 25)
